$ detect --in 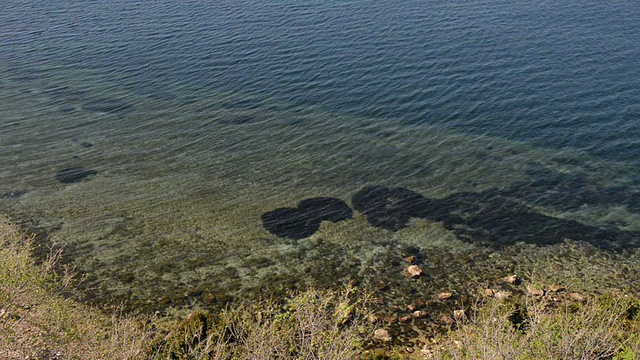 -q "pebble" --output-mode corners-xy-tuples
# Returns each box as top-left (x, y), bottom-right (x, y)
(374, 328), (393, 342)
(441, 315), (454, 325)
(405, 256), (416, 263)
(494, 290), (512, 300)
(382, 314), (398, 324)
(405, 265), (423, 278)
(484, 288), (497, 296)
(437, 292), (453, 300)
(526, 284), (544, 297)
(503, 274), (519, 284)
(549, 283), (565, 292)
(367, 313), (378, 324)
(453, 310), (466, 321)
(569, 292), (587, 302)
(412, 310), (428, 319)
